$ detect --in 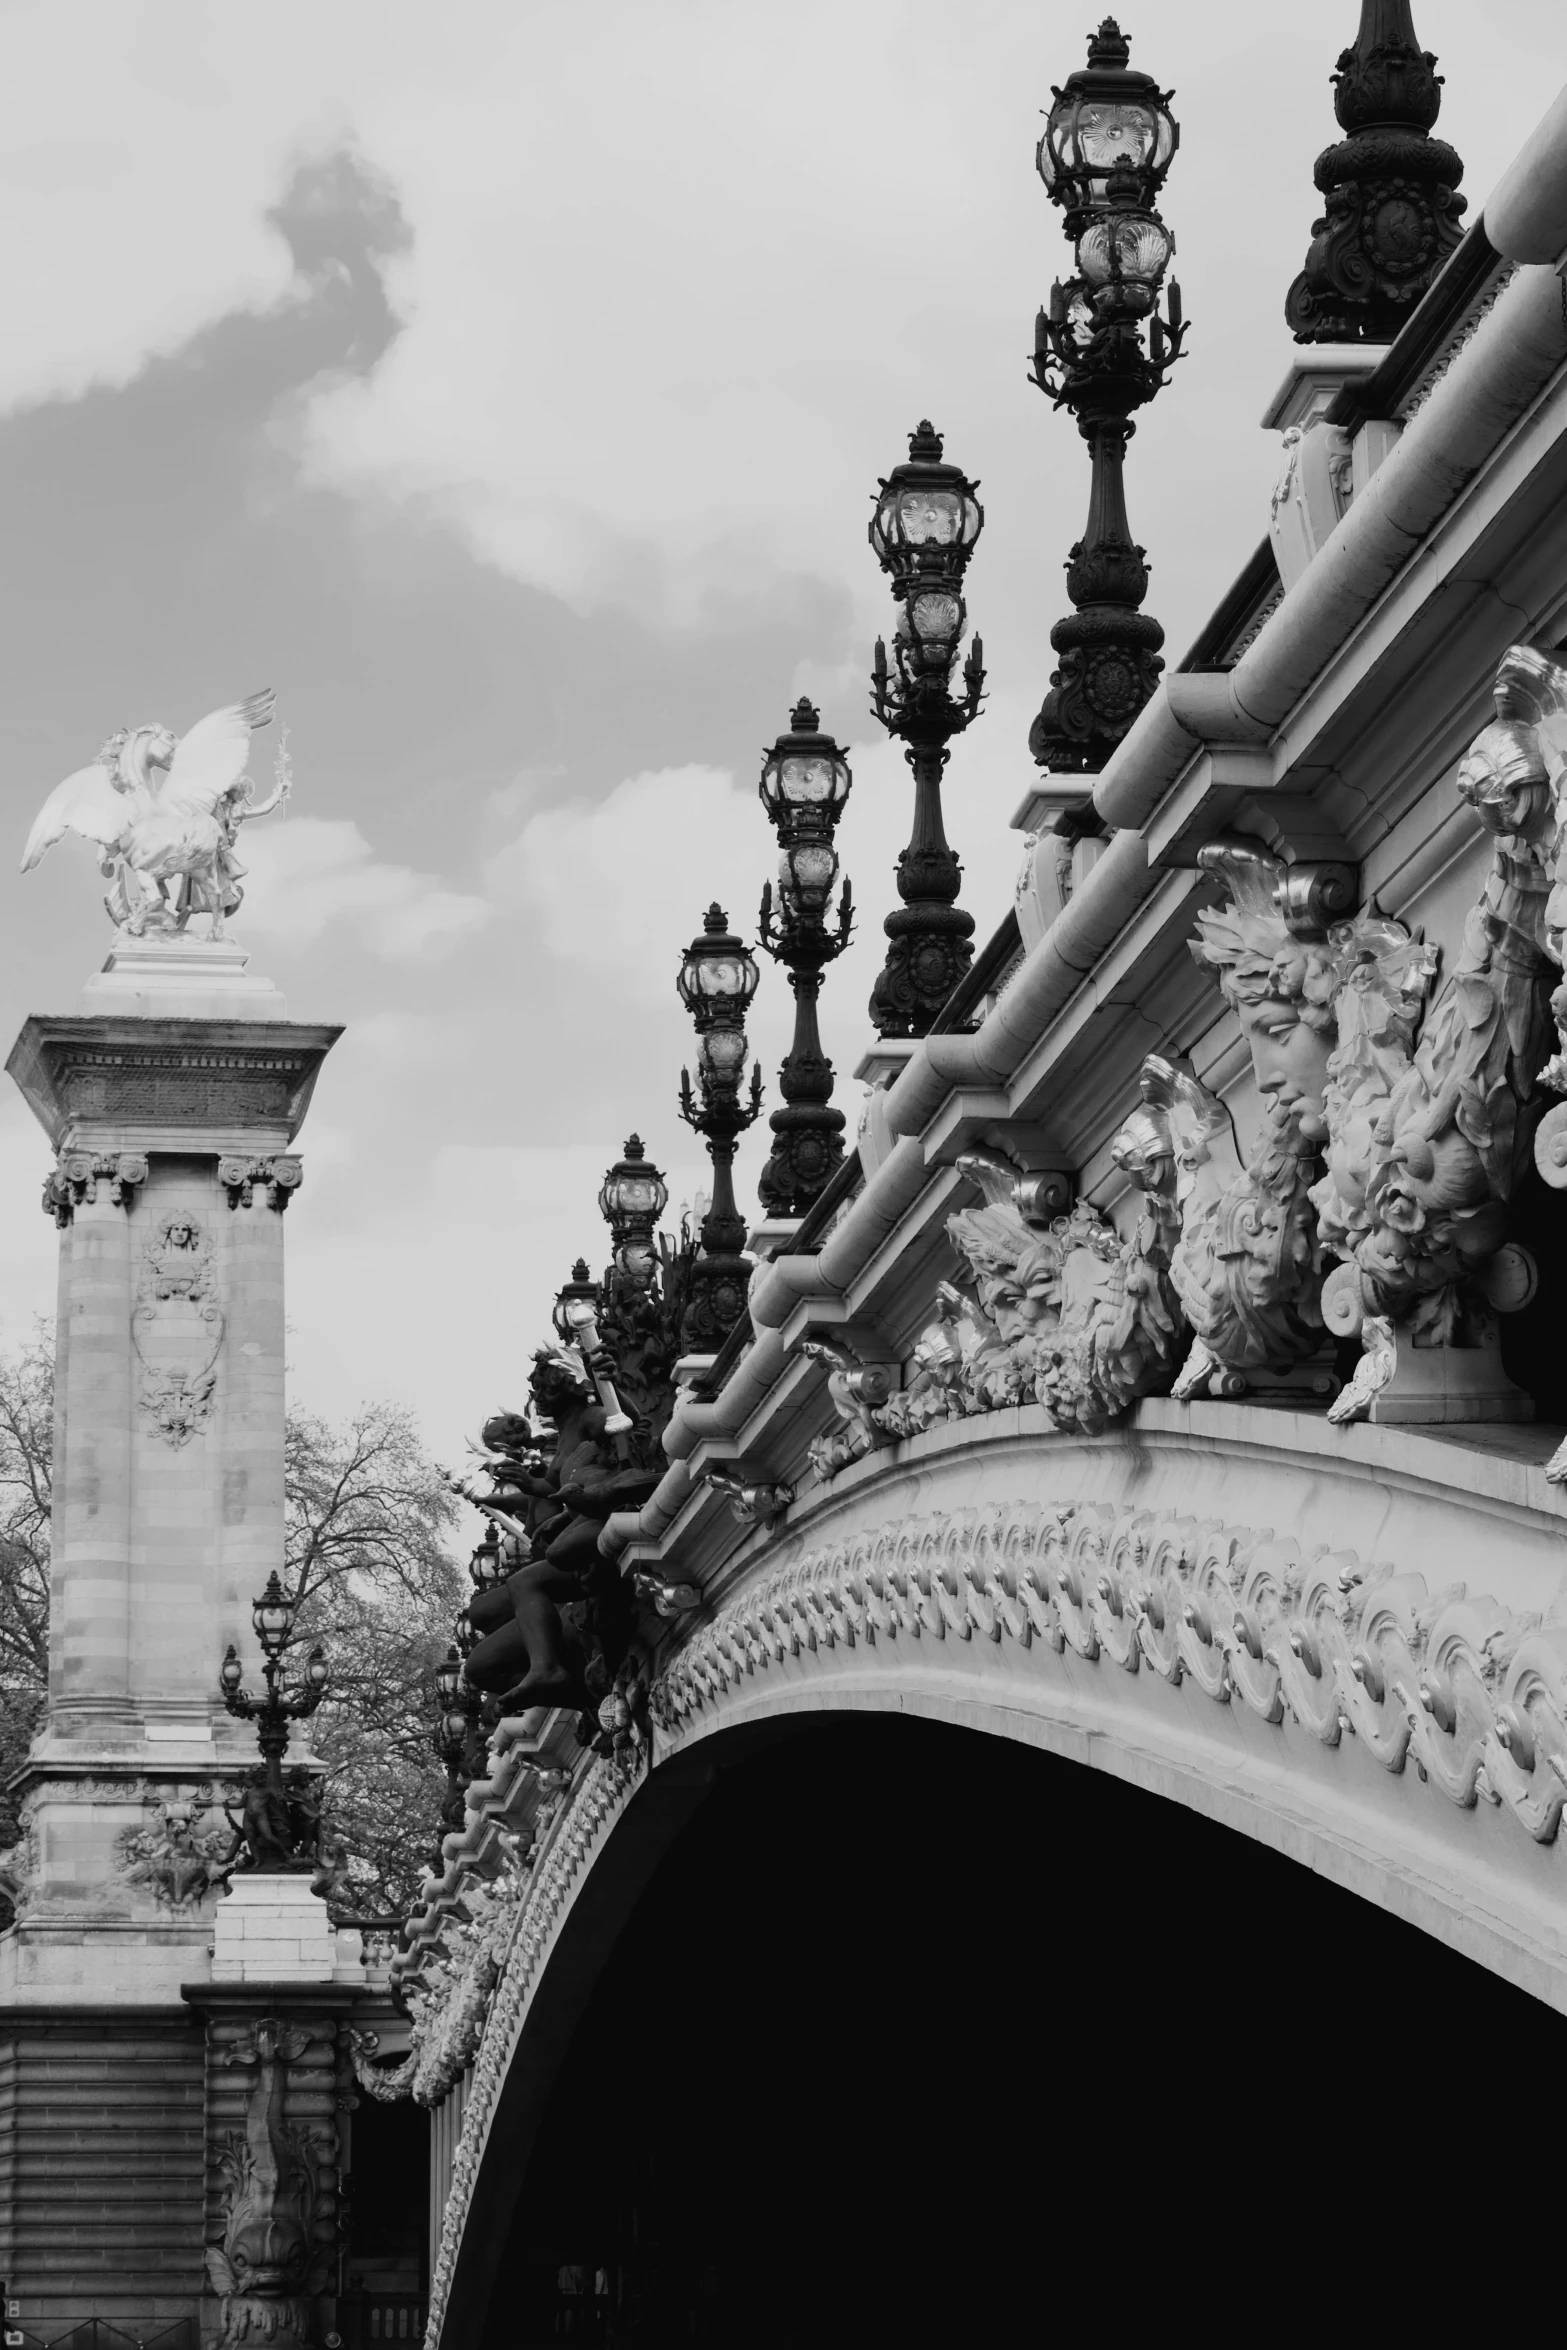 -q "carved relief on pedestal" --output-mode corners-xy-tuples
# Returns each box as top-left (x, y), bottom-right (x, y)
(132, 1212), (224, 1447)
(219, 1154), (303, 1213)
(0, 1813), (39, 1919)
(41, 1148), (149, 1227)
(207, 2016), (338, 2349)
(115, 1788), (229, 1907)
